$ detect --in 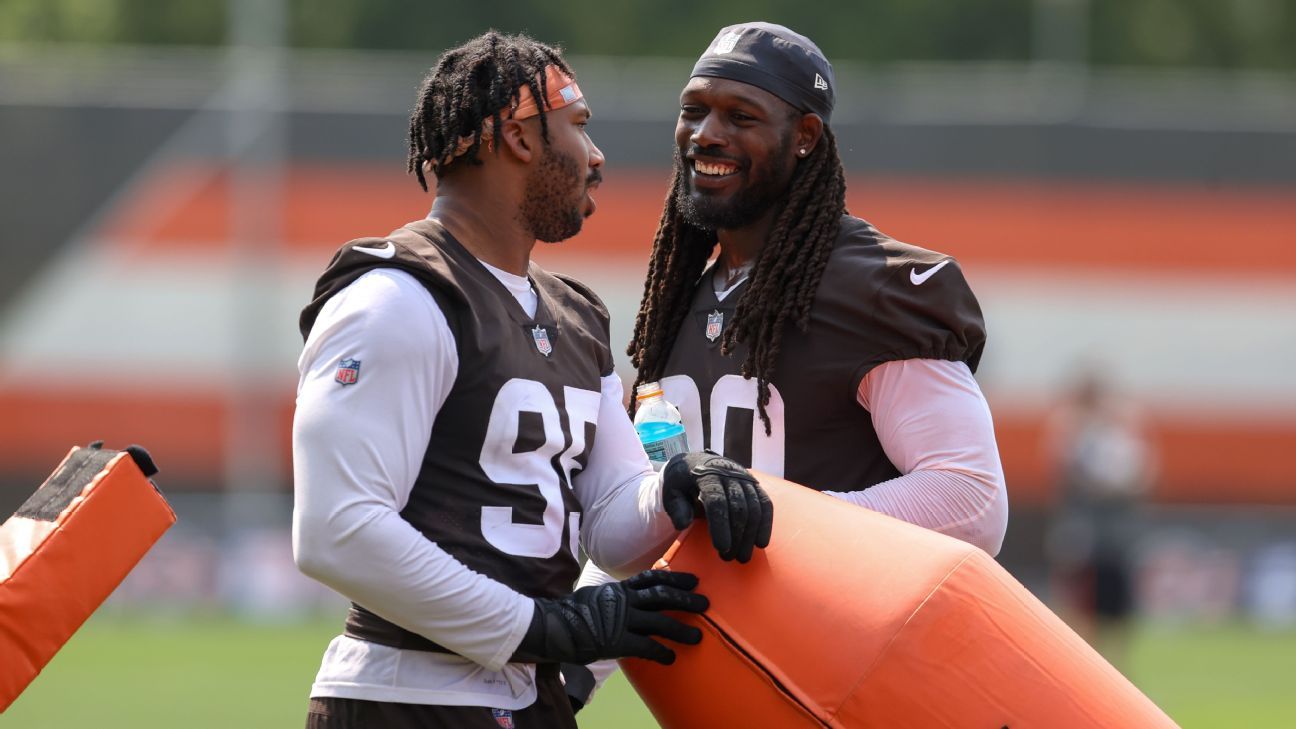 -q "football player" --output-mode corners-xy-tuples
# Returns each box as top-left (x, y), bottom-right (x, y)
(569, 21), (1008, 710)
(292, 32), (772, 729)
